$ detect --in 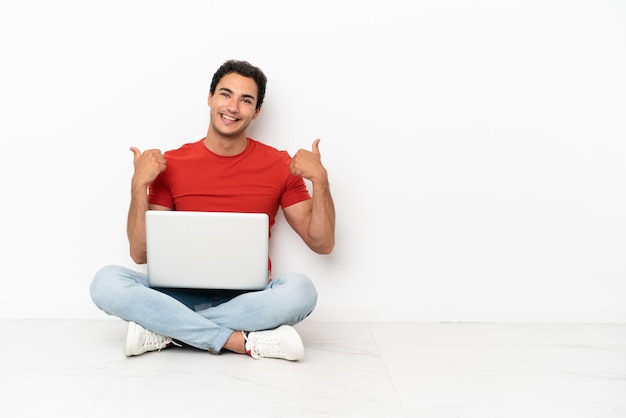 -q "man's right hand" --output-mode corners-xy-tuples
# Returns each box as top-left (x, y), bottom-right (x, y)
(129, 147), (167, 190)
